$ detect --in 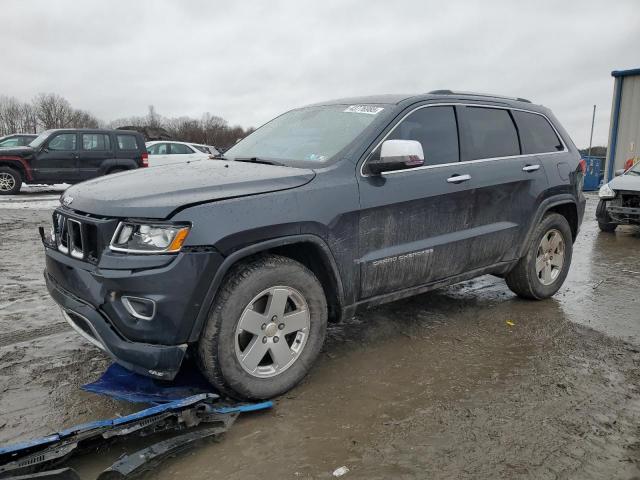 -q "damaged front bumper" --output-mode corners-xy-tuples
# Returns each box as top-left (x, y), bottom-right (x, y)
(46, 272), (187, 380)
(42, 232), (223, 380)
